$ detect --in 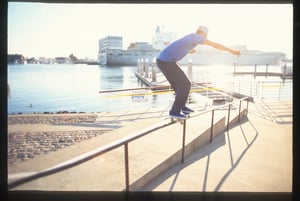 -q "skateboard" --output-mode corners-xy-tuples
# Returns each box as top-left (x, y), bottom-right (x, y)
(168, 114), (190, 124)
(169, 116), (186, 124)
(166, 108), (194, 124)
